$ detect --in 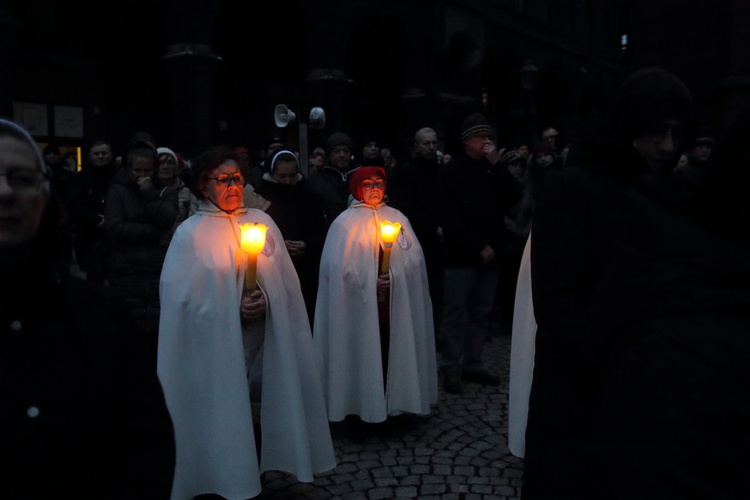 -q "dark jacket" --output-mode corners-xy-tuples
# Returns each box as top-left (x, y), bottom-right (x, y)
(104, 170), (177, 333)
(0, 259), (175, 499)
(438, 150), (522, 268)
(388, 155), (443, 253)
(306, 164), (360, 225)
(586, 178), (750, 499)
(522, 67), (695, 500)
(586, 111), (750, 499)
(257, 174), (328, 322)
(522, 138), (652, 499)
(67, 162), (119, 280)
